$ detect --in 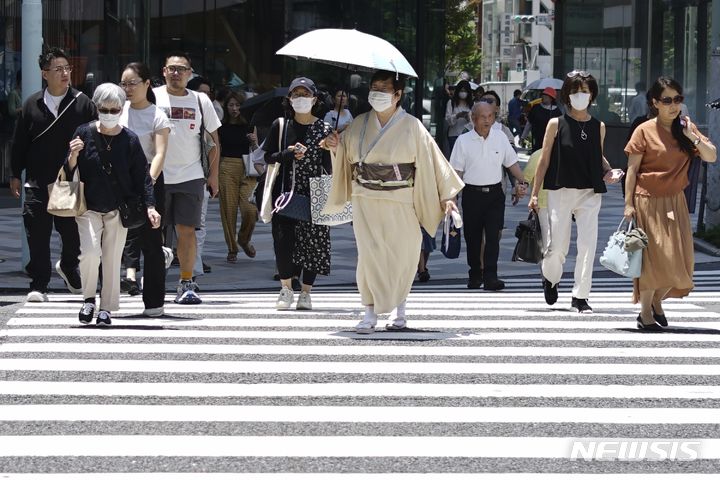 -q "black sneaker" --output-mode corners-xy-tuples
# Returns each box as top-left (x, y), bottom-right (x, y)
(467, 278), (482, 289)
(96, 310), (112, 326)
(542, 277), (558, 305)
(418, 270), (430, 283)
(202, 262), (212, 274)
(78, 302), (95, 324)
(483, 278), (505, 291)
(56, 261), (82, 294)
(571, 297), (593, 314)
